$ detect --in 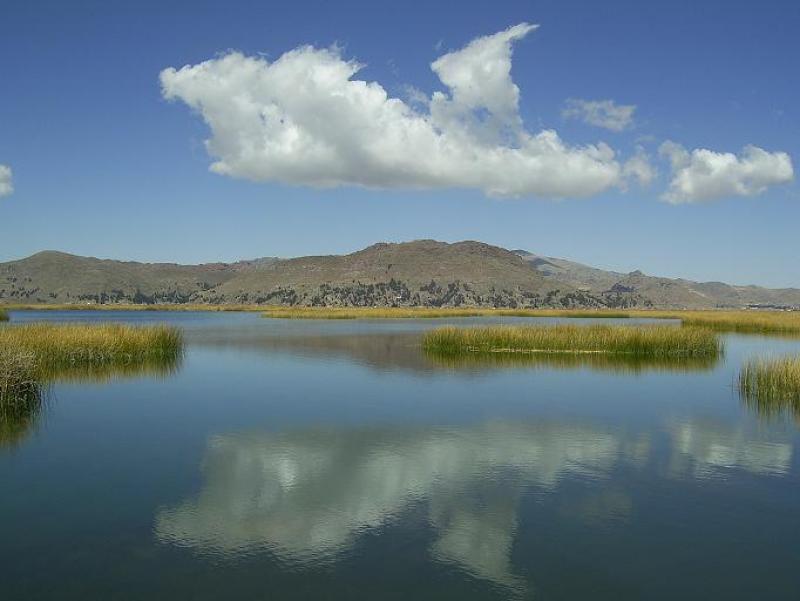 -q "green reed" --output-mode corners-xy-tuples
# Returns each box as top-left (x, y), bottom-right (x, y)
(423, 324), (722, 357)
(739, 355), (800, 419)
